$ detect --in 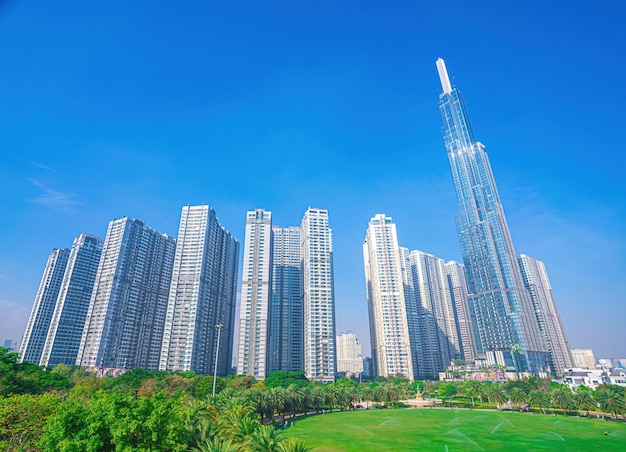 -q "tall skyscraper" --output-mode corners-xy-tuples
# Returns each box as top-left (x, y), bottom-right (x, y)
(77, 218), (176, 370)
(40, 234), (103, 367)
(160, 205), (239, 375)
(444, 261), (477, 362)
(404, 250), (462, 378)
(237, 209), (273, 379)
(19, 248), (70, 364)
(363, 214), (413, 380)
(436, 58), (548, 372)
(336, 331), (364, 375)
(269, 226), (303, 373)
(518, 254), (574, 375)
(301, 208), (336, 382)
